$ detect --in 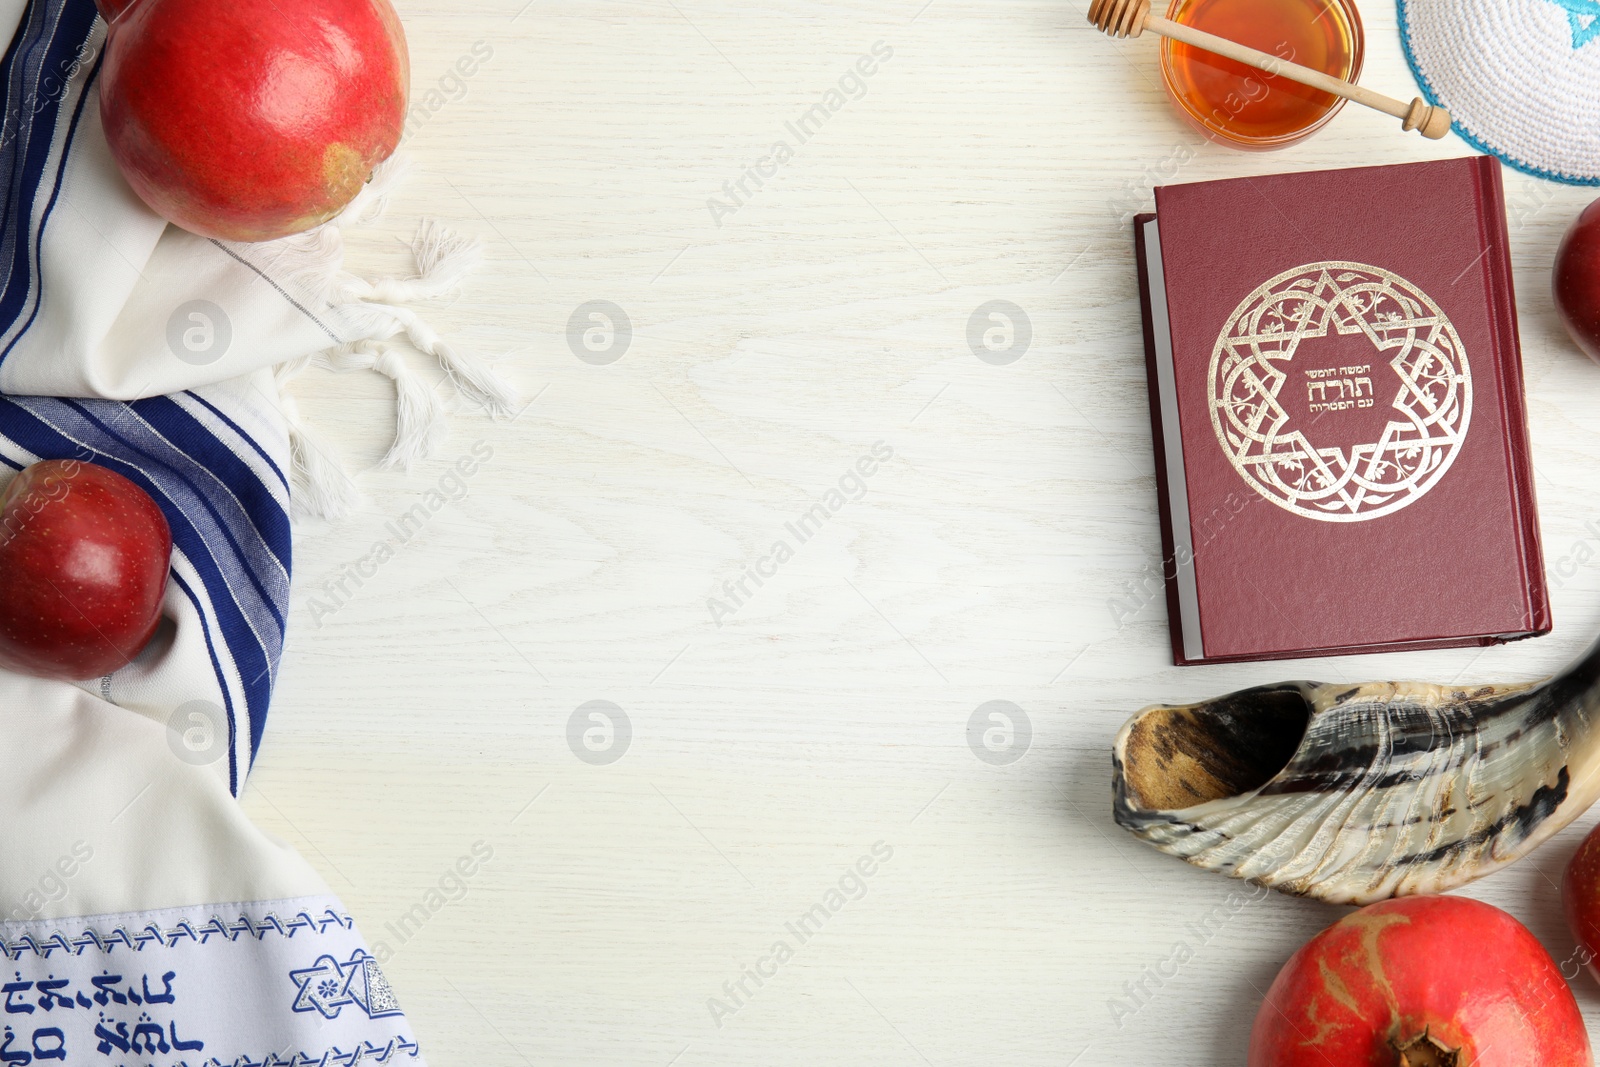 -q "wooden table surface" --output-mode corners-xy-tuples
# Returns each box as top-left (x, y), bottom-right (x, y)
(241, 1), (1600, 1062)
